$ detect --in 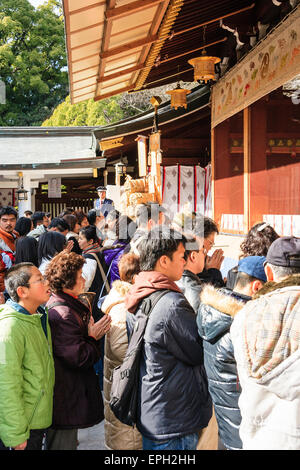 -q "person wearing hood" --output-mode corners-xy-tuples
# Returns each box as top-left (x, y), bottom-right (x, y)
(197, 256), (267, 450)
(231, 237), (300, 450)
(102, 252), (142, 450)
(0, 263), (55, 450)
(124, 225), (212, 451)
